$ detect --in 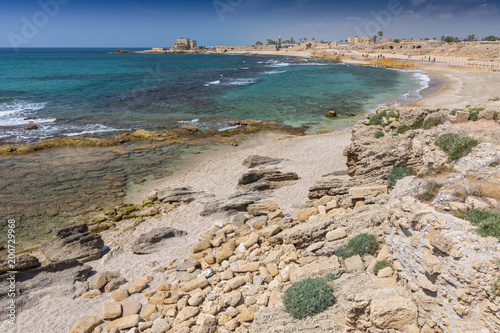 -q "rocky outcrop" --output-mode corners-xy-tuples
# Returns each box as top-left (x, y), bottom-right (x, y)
(384, 174), (500, 332)
(40, 224), (104, 262)
(343, 106), (450, 181)
(132, 227), (188, 254)
(238, 169), (299, 192)
(1, 259), (91, 313)
(0, 255), (40, 274)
